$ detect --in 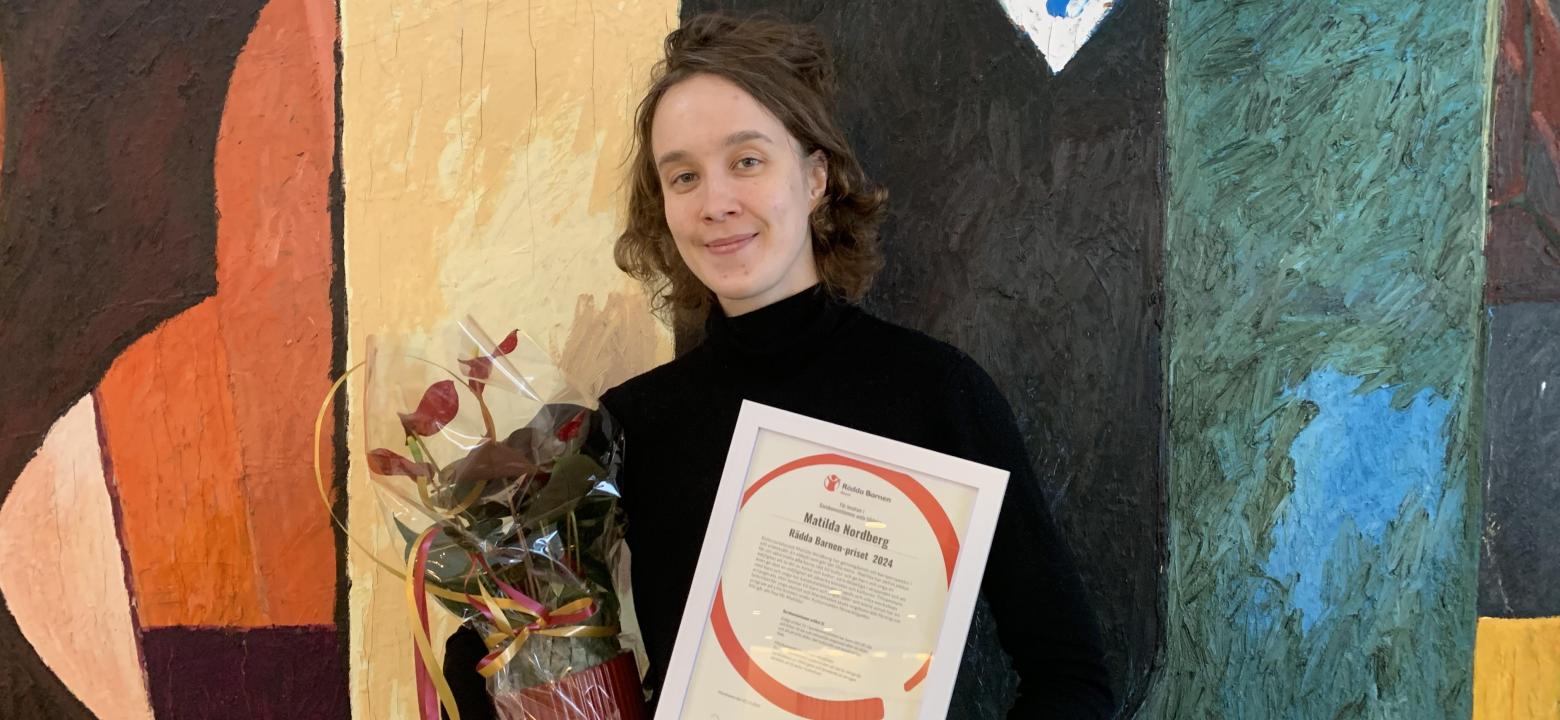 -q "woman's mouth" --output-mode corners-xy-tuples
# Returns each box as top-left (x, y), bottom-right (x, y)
(706, 233), (756, 255)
